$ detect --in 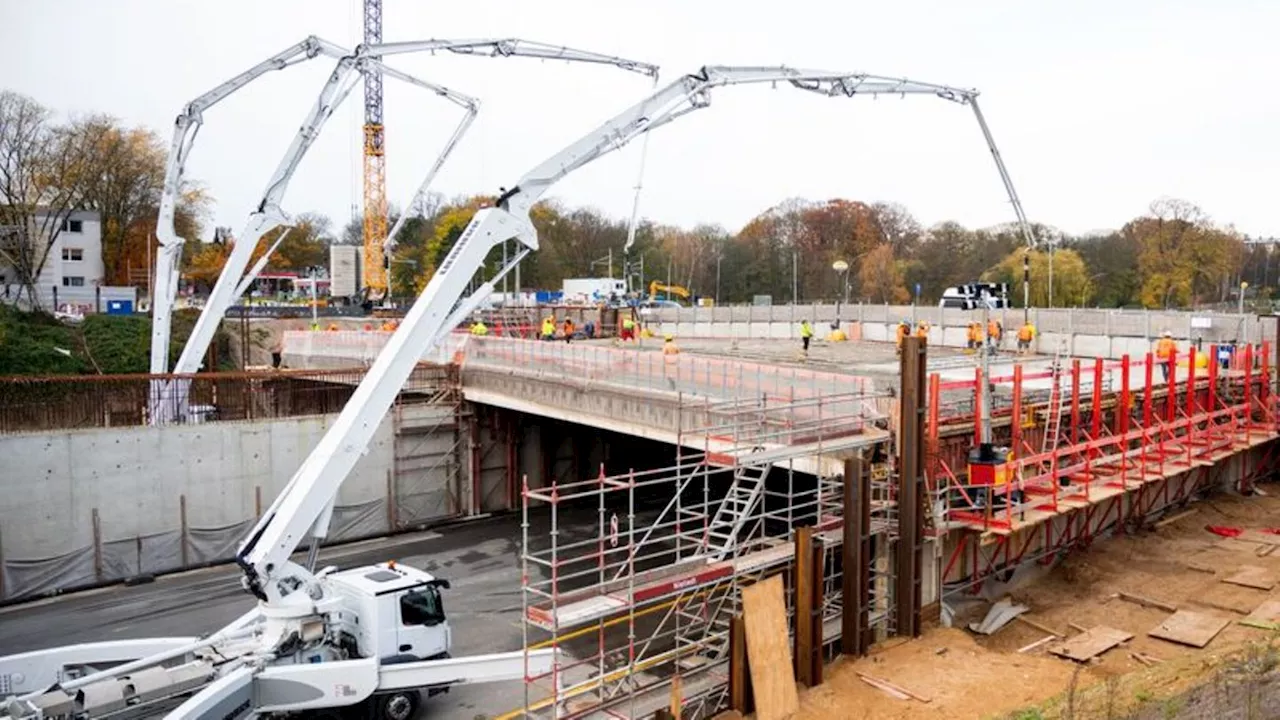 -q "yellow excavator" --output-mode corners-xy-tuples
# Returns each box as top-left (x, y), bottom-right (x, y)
(648, 280), (690, 303)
